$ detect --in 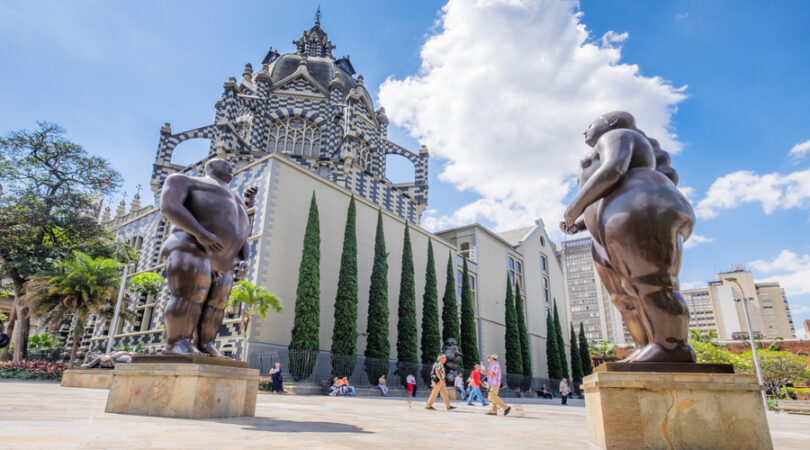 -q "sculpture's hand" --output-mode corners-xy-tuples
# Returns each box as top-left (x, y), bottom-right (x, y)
(562, 205), (580, 230)
(559, 220), (583, 235)
(196, 230), (224, 253)
(234, 261), (248, 280)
